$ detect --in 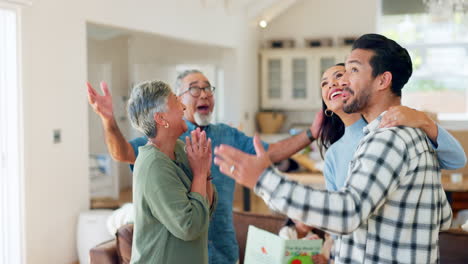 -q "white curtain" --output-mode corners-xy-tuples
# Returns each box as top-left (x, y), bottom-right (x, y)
(0, 6), (23, 264)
